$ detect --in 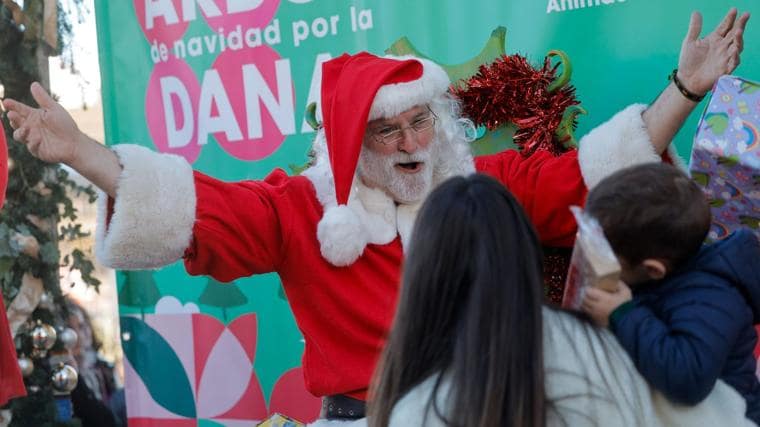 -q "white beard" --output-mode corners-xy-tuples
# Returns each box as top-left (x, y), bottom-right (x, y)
(358, 143), (437, 204)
